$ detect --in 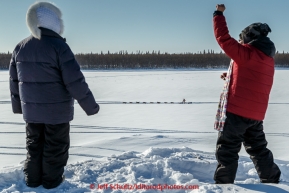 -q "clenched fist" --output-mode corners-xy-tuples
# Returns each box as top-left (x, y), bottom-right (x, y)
(216, 4), (226, 12)
(220, 72), (227, 80)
